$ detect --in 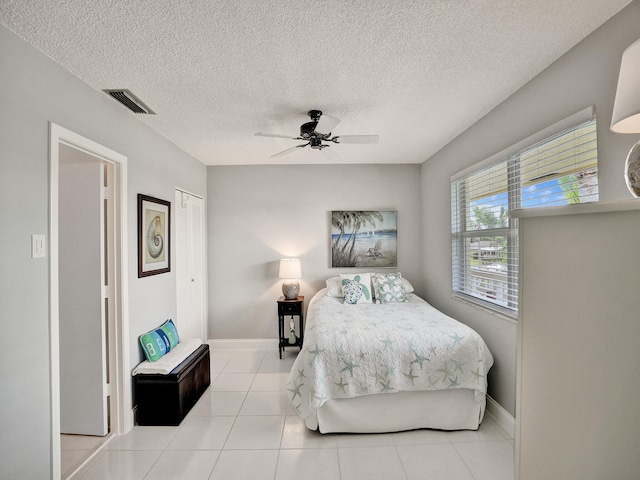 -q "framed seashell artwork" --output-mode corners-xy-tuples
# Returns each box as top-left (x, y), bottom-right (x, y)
(624, 141), (640, 198)
(138, 194), (171, 277)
